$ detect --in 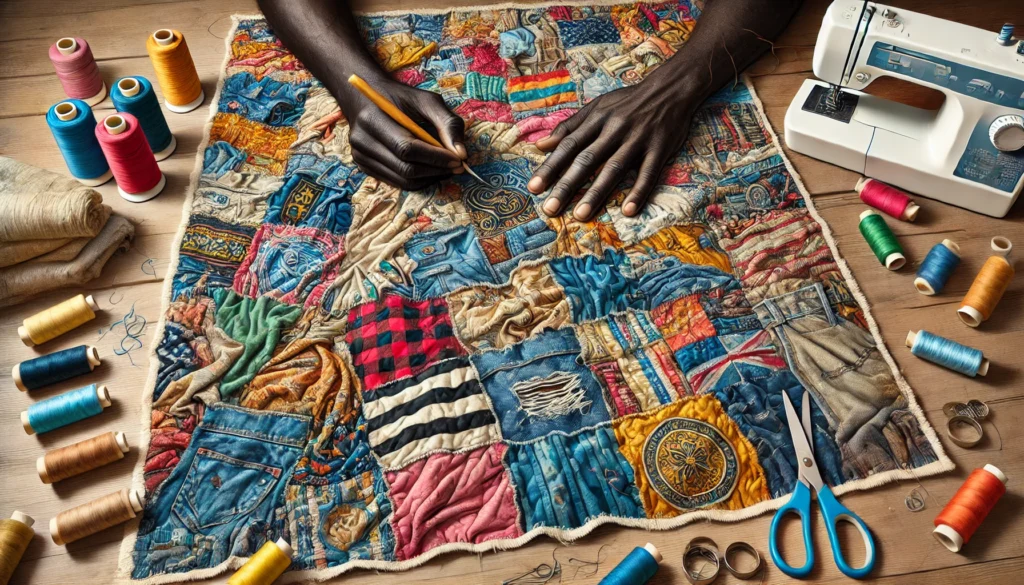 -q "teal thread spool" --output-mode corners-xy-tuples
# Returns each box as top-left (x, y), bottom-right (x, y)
(111, 77), (177, 161)
(859, 209), (905, 270)
(21, 384), (111, 435)
(915, 239), (961, 295)
(12, 345), (101, 392)
(598, 543), (661, 585)
(906, 330), (989, 377)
